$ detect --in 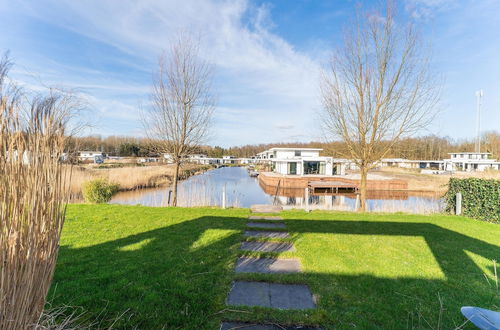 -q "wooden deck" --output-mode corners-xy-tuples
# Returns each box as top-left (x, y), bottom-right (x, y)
(308, 180), (358, 194)
(258, 172), (408, 190)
